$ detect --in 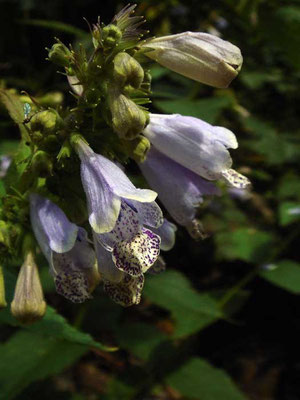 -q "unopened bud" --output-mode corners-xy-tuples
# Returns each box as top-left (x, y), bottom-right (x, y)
(113, 53), (144, 89)
(30, 150), (53, 177)
(122, 135), (151, 162)
(48, 42), (71, 67)
(0, 266), (7, 309)
(143, 31), (243, 88)
(11, 252), (46, 324)
(30, 109), (63, 136)
(109, 89), (147, 140)
(102, 24), (122, 49)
